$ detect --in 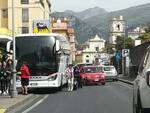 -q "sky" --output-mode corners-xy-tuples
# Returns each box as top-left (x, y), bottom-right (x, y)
(50, 0), (150, 12)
